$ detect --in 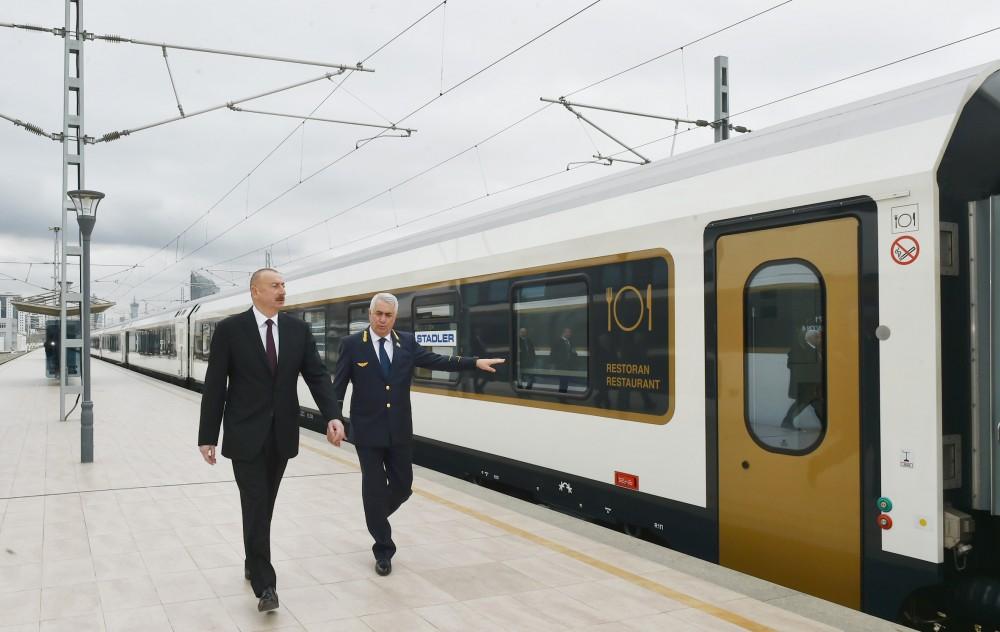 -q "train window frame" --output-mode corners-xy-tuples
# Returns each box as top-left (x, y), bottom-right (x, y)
(301, 306), (327, 358)
(347, 302), (370, 335)
(412, 290), (462, 386)
(742, 257), (828, 456)
(510, 273), (591, 400)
